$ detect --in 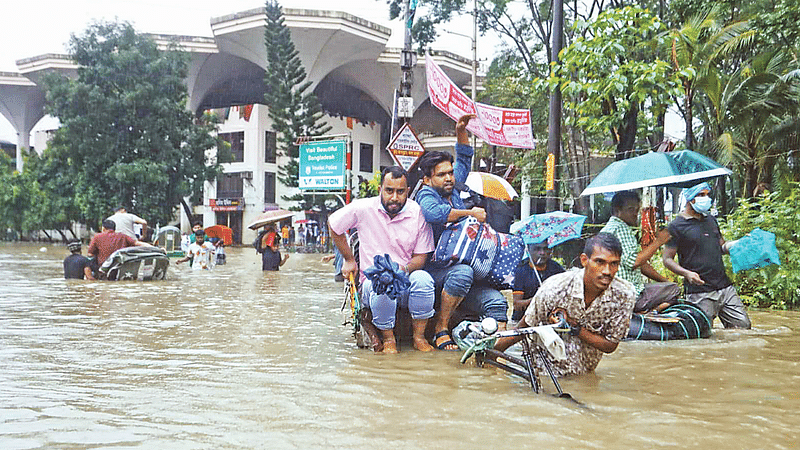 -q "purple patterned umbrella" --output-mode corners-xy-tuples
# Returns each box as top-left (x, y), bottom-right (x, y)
(513, 211), (587, 248)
